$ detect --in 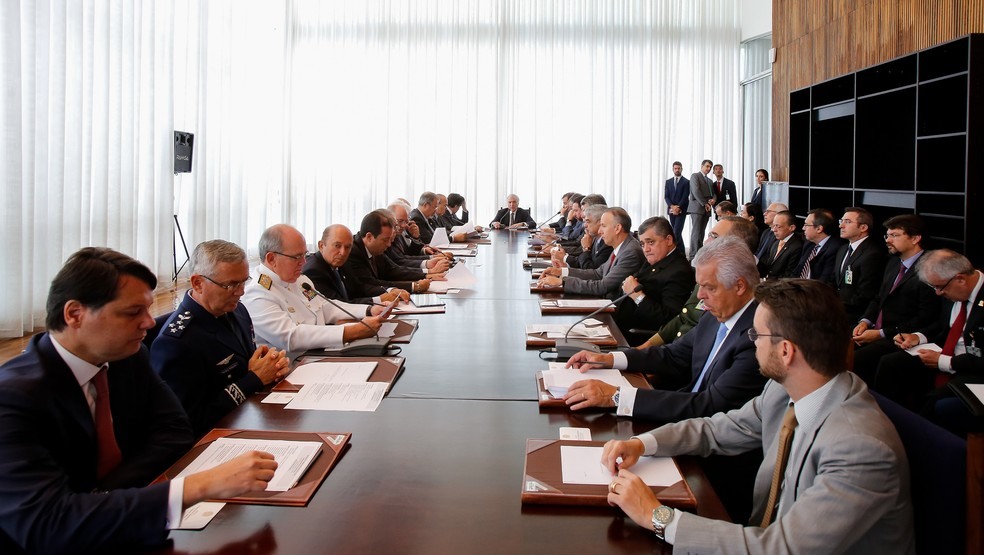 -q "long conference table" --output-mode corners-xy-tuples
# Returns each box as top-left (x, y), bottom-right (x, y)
(154, 230), (729, 554)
